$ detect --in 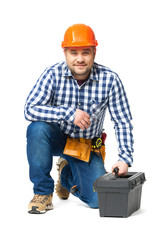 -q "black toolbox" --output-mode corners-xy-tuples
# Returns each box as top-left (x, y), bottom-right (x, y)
(93, 172), (146, 217)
